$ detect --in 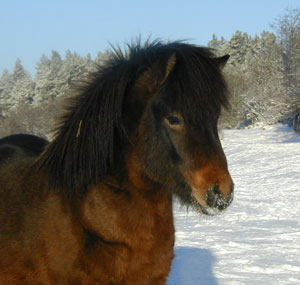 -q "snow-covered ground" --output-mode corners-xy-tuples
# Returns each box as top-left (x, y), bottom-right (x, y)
(167, 125), (300, 285)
